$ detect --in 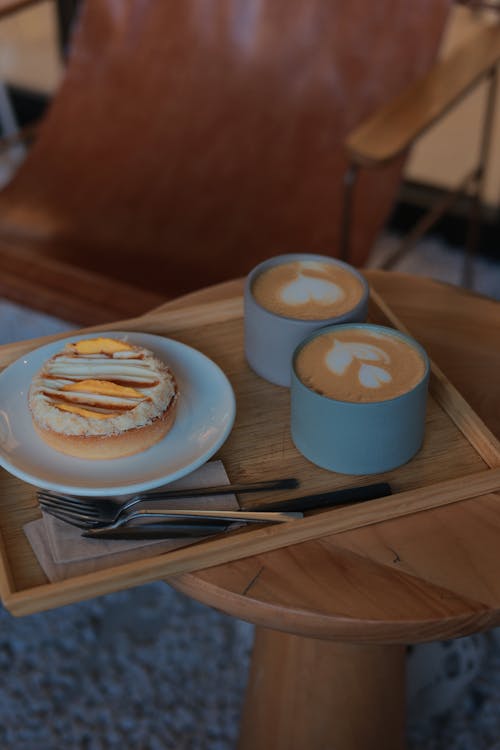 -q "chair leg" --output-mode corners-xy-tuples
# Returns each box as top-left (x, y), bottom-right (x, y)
(463, 65), (498, 289)
(340, 163), (358, 262)
(0, 84), (27, 188)
(463, 186), (481, 289)
(379, 175), (472, 271)
(0, 84), (19, 138)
